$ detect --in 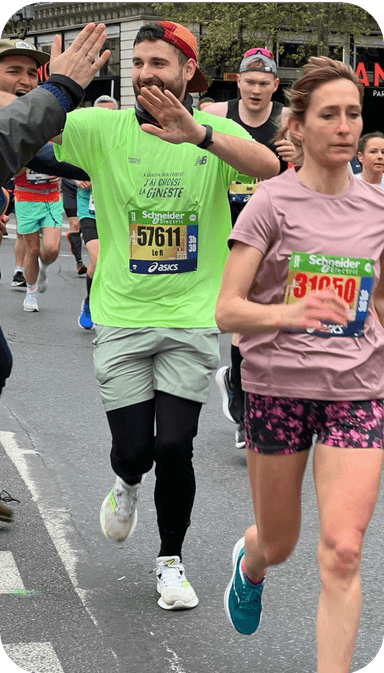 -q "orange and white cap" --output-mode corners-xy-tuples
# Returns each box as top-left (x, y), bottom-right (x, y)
(134, 21), (208, 93)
